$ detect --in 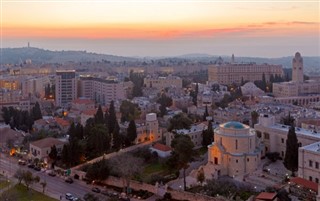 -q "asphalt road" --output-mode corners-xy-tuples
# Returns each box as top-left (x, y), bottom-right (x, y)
(0, 154), (109, 201)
